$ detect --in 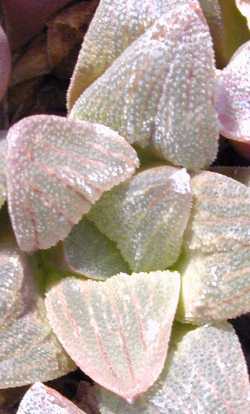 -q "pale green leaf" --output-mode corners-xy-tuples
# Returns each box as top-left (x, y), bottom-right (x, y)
(89, 166), (192, 272)
(70, 4), (219, 170)
(63, 218), (129, 280)
(97, 323), (250, 413)
(0, 242), (75, 389)
(6, 115), (139, 252)
(46, 271), (180, 402)
(17, 383), (85, 414)
(178, 170), (250, 322)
